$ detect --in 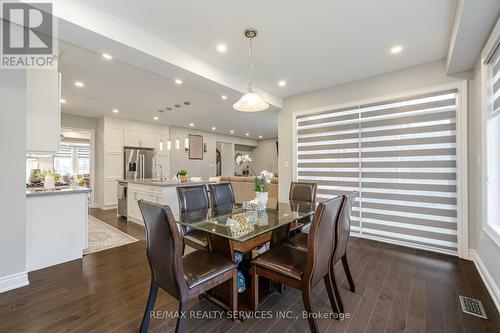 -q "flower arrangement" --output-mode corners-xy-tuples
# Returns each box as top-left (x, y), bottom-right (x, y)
(235, 154), (252, 166)
(254, 170), (273, 193)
